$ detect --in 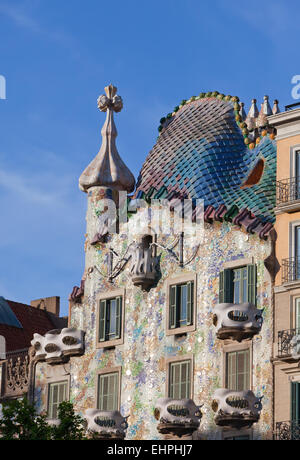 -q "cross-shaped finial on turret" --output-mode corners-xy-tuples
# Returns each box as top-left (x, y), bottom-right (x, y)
(79, 83), (135, 193)
(97, 83), (123, 113)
